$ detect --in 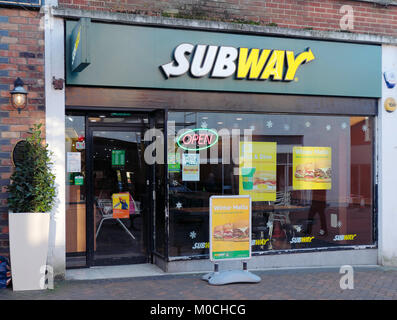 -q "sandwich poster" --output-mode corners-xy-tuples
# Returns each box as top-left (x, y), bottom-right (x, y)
(210, 195), (251, 261)
(239, 142), (277, 201)
(293, 146), (332, 190)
